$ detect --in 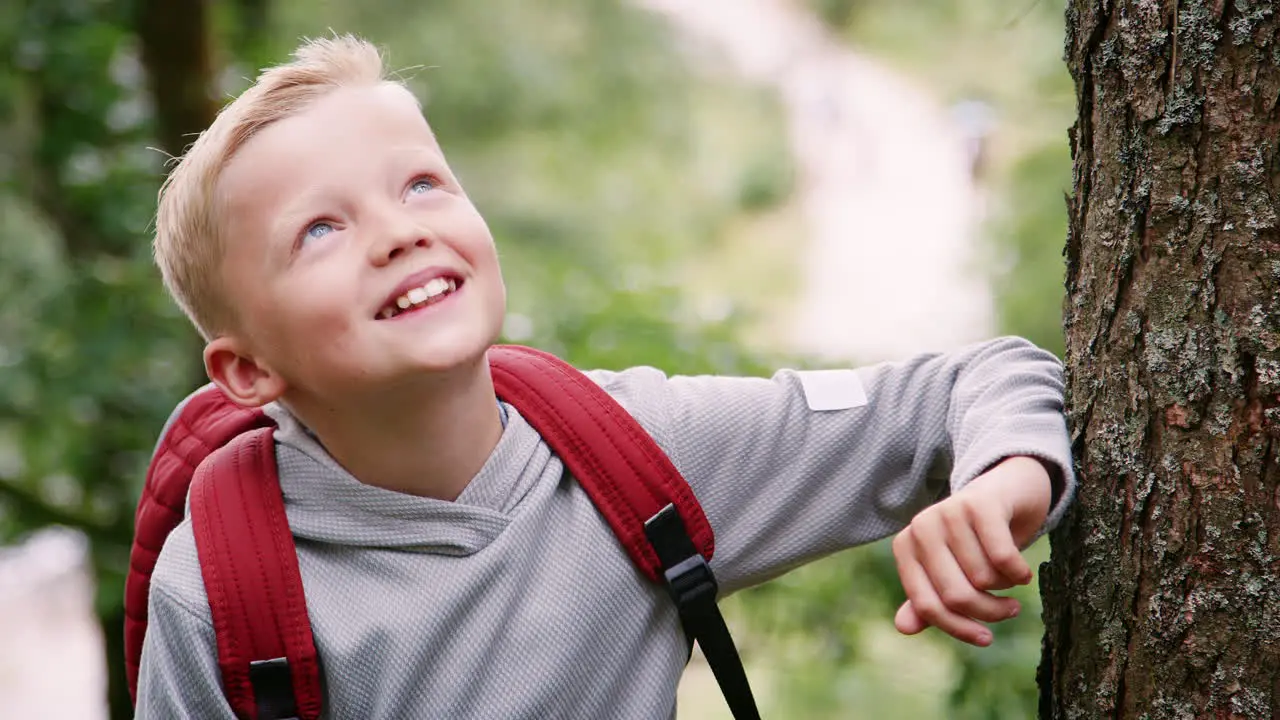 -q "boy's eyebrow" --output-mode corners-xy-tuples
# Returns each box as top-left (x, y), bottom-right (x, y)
(268, 187), (337, 252)
(390, 145), (447, 170)
(272, 196), (320, 237)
